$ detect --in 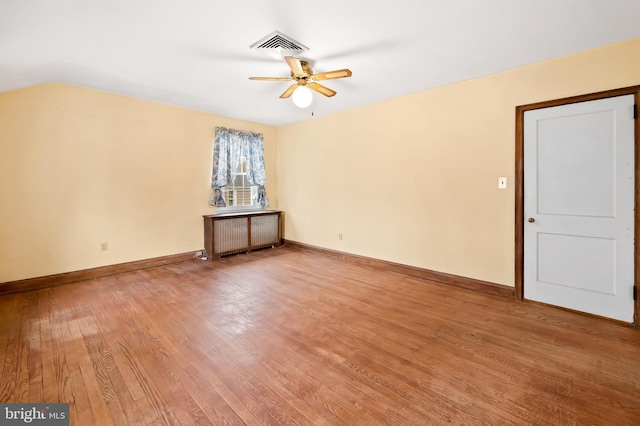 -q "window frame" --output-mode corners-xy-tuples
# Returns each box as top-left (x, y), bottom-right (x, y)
(216, 157), (261, 213)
